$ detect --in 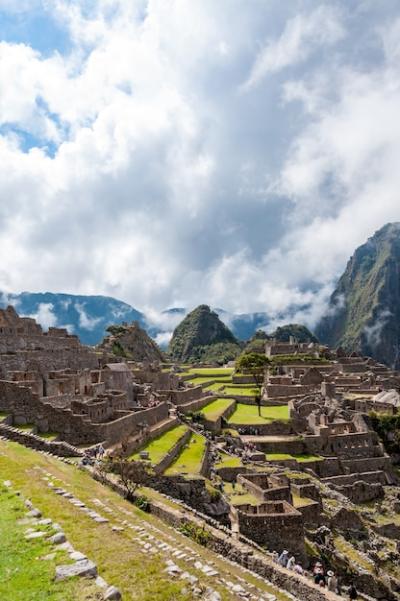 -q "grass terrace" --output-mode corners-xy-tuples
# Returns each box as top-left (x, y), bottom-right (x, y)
(130, 425), (188, 465)
(183, 368), (234, 377)
(165, 432), (206, 476)
(266, 453), (323, 463)
(37, 432), (58, 441)
(228, 404), (290, 425)
(200, 398), (235, 422)
(0, 411), (9, 421)
(214, 453), (243, 469)
(222, 385), (259, 397)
